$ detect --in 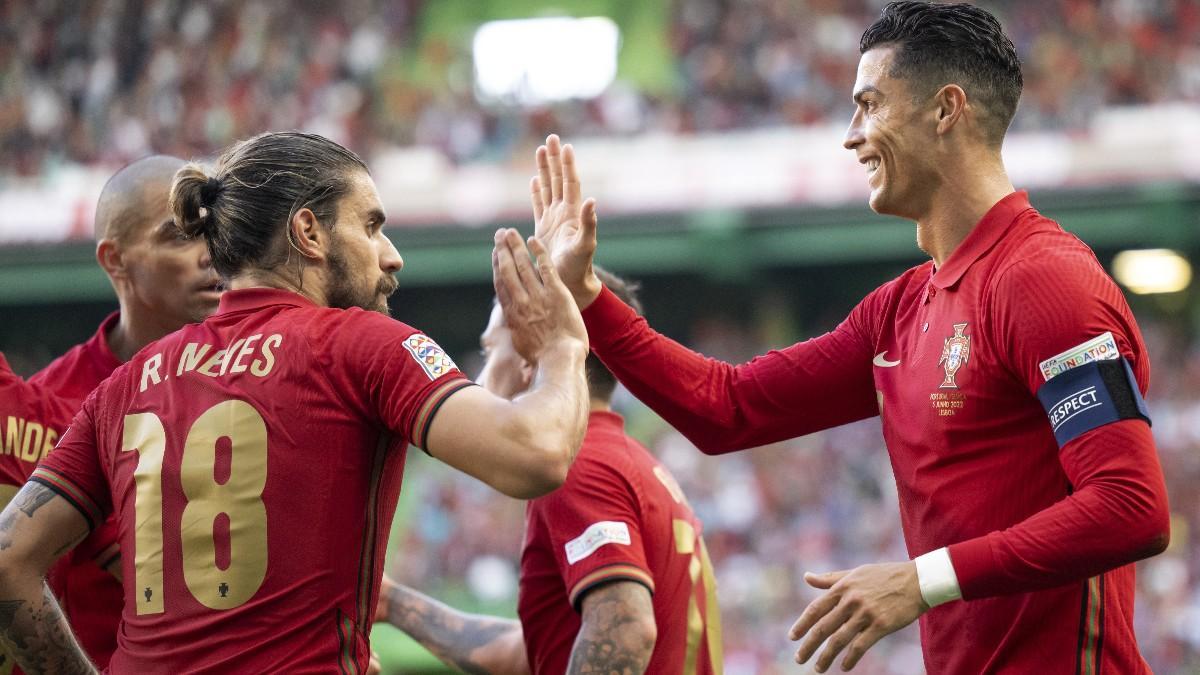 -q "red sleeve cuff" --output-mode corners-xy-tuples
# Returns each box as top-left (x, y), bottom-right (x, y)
(580, 285), (639, 352)
(947, 535), (1000, 600)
